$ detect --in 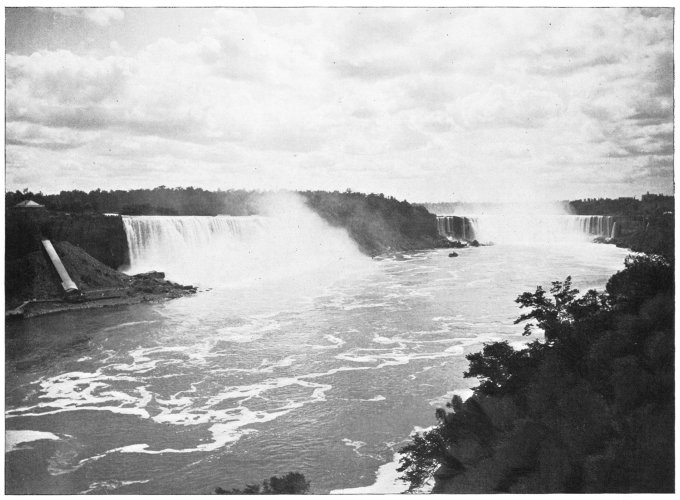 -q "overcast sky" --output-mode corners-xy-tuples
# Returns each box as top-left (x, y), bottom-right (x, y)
(5, 7), (674, 202)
